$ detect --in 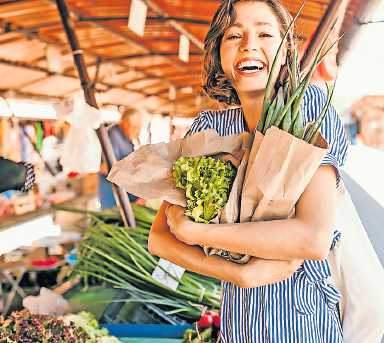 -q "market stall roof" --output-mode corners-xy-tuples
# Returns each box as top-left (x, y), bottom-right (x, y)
(0, 0), (365, 116)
